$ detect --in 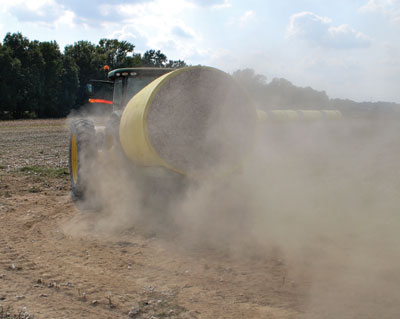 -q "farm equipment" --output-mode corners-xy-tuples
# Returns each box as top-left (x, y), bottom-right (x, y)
(69, 66), (341, 200)
(85, 79), (113, 115)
